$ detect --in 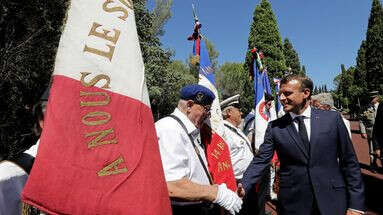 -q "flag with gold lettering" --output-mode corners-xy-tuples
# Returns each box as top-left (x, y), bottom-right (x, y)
(189, 18), (237, 191)
(21, 0), (171, 214)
